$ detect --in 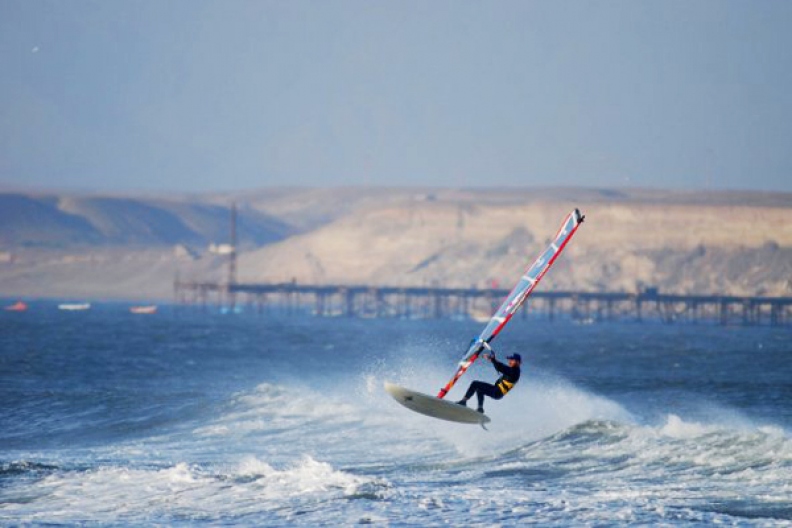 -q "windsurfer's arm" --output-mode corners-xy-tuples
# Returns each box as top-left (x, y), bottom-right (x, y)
(491, 358), (508, 373)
